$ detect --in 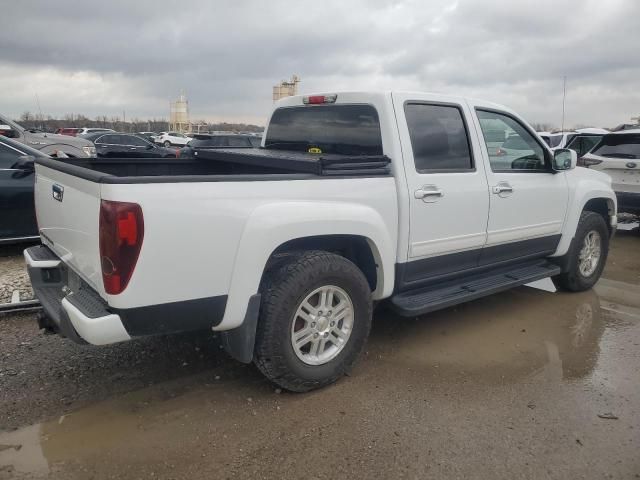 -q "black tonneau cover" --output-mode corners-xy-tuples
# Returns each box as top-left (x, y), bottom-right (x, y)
(34, 149), (391, 184)
(194, 148), (391, 176)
